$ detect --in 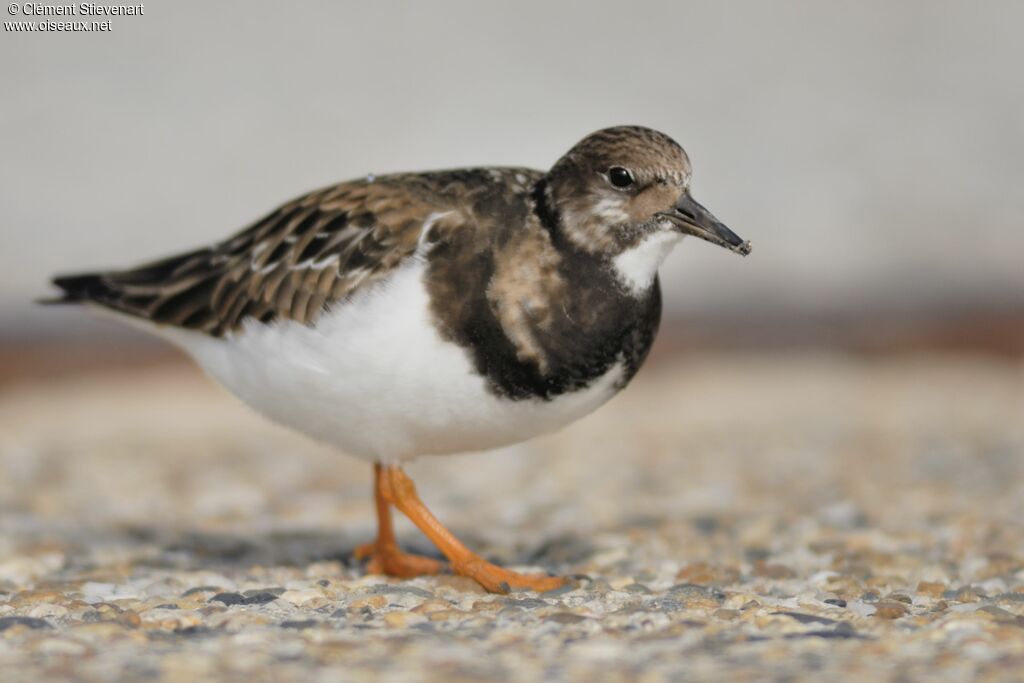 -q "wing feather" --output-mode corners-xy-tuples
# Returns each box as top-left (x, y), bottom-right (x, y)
(51, 176), (463, 336)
